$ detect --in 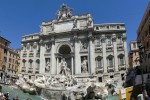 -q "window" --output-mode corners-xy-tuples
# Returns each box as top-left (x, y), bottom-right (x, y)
(9, 64), (11, 68)
(4, 49), (7, 55)
(117, 26), (120, 29)
(95, 39), (101, 47)
(36, 59), (40, 68)
(3, 57), (7, 62)
(117, 37), (122, 45)
(5, 42), (7, 46)
(119, 56), (124, 65)
(96, 56), (102, 68)
(22, 59), (26, 67)
(96, 27), (99, 30)
(23, 62), (26, 67)
(107, 56), (113, 67)
(9, 58), (11, 62)
(107, 37), (112, 45)
(133, 43), (136, 48)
